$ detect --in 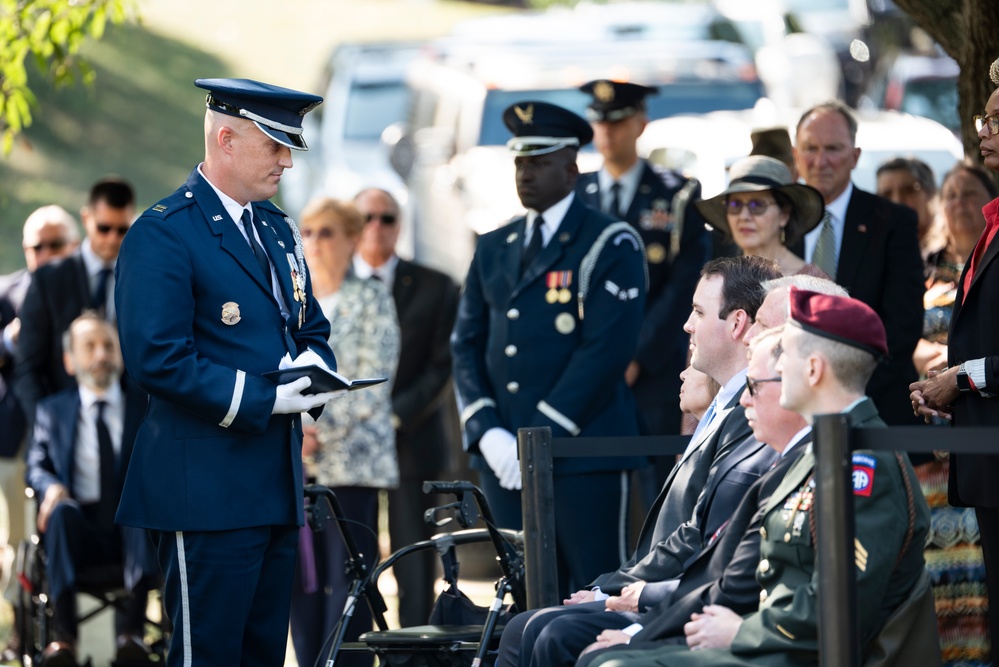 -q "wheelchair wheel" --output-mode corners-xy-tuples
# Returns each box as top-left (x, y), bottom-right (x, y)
(15, 537), (50, 667)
